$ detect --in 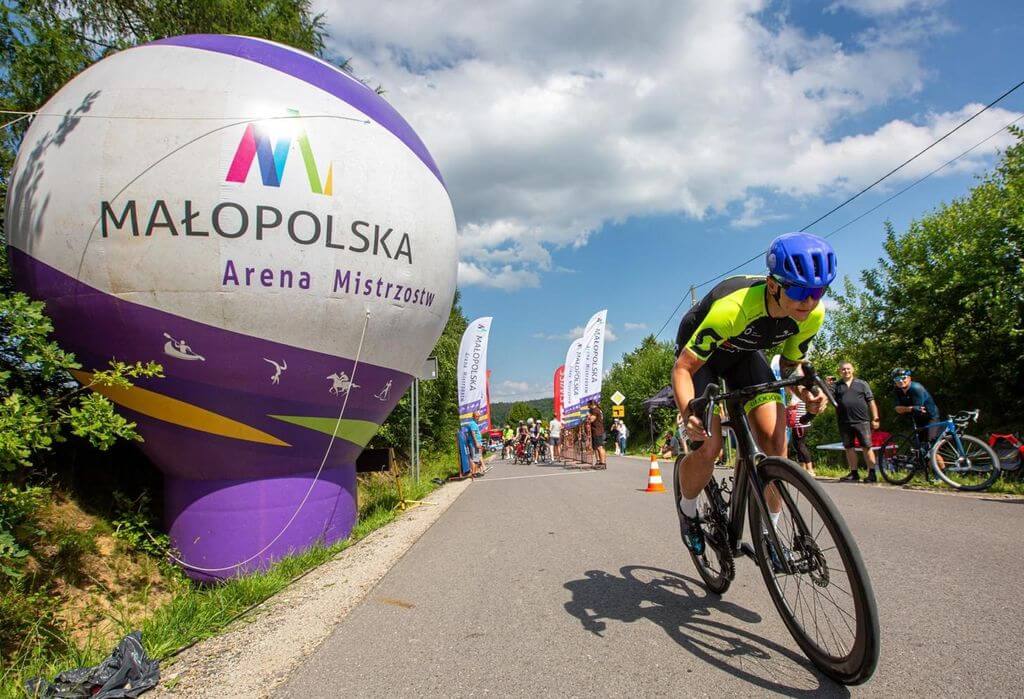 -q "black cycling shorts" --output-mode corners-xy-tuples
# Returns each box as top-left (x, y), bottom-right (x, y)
(691, 350), (782, 414)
